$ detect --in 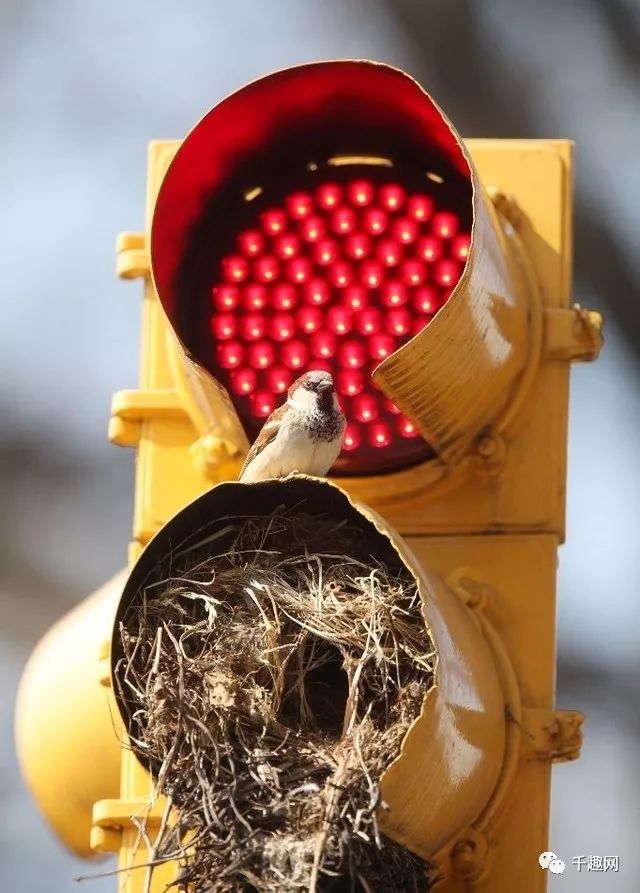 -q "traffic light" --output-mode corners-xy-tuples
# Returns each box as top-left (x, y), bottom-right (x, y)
(15, 60), (602, 892)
